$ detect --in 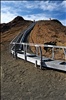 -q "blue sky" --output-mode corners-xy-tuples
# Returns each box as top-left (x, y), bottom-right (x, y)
(1, 0), (66, 26)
